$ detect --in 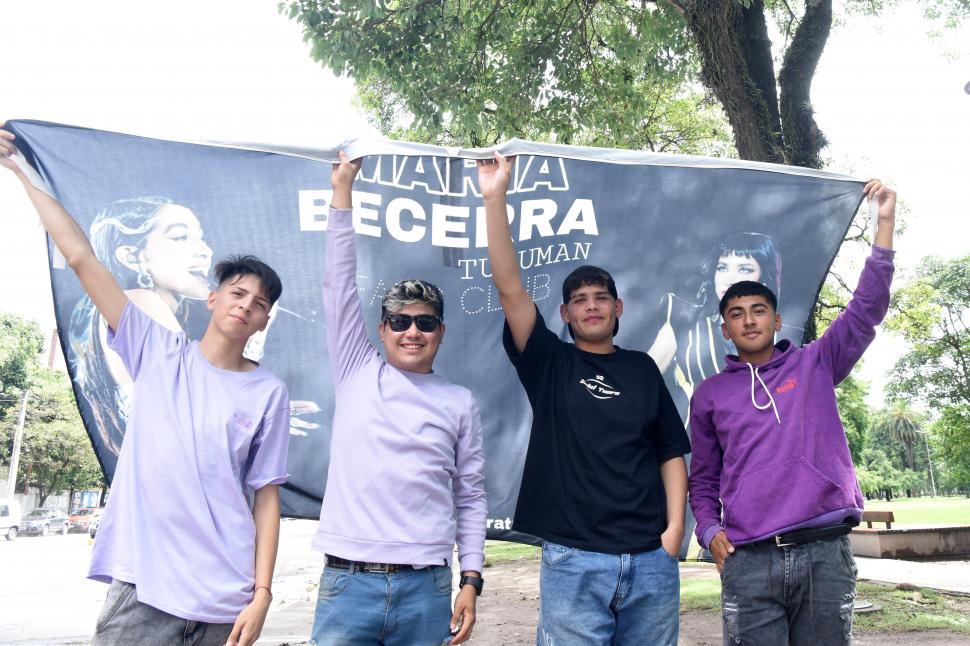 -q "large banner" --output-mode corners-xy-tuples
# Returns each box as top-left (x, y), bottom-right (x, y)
(8, 120), (864, 551)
